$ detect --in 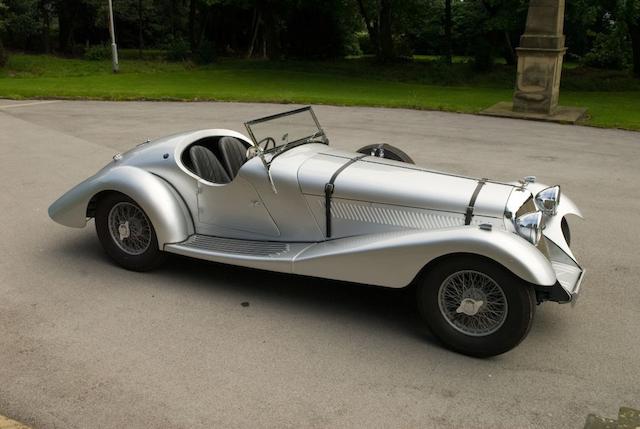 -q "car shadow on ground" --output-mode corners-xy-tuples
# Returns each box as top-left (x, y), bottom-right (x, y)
(52, 231), (446, 351)
(53, 231), (567, 357)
